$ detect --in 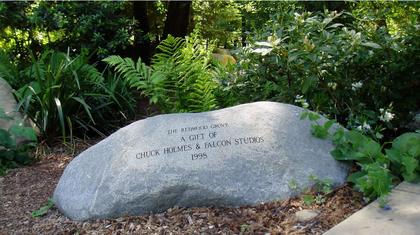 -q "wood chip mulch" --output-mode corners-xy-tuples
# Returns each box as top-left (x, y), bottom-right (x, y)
(0, 141), (365, 235)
